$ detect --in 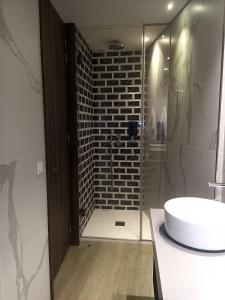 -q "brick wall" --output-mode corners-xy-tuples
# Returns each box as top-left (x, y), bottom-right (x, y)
(76, 30), (95, 233)
(92, 51), (142, 210)
(75, 30), (143, 231)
